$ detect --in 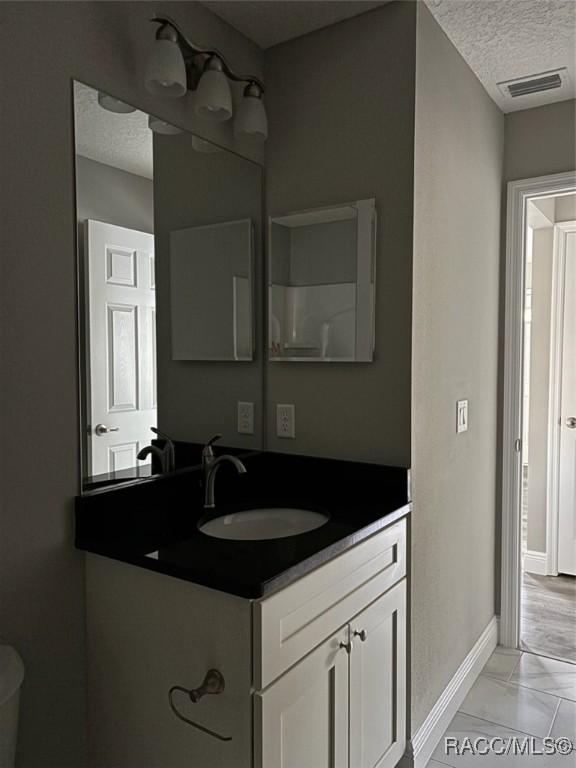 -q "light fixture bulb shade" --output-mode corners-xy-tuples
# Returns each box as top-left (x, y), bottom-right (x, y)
(97, 92), (136, 114)
(191, 135), (222, 153)
(148, 115), (182, 135)
(194, 68), (233, 122)
(145, 39), (187, 98)
(234, 94), (268, 142)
